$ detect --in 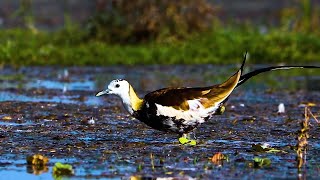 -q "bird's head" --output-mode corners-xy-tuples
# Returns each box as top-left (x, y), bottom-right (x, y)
(96, 79), (130, 98)
(96, 79), (143, 114)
